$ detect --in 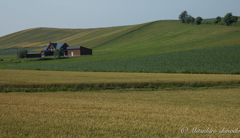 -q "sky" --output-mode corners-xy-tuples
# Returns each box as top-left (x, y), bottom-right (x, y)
(0, 0), (239, 37)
